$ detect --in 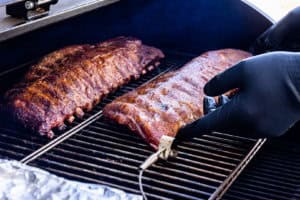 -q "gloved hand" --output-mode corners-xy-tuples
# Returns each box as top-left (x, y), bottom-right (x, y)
(177, 52), (300, 139)
(251, 6), (300, 54)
